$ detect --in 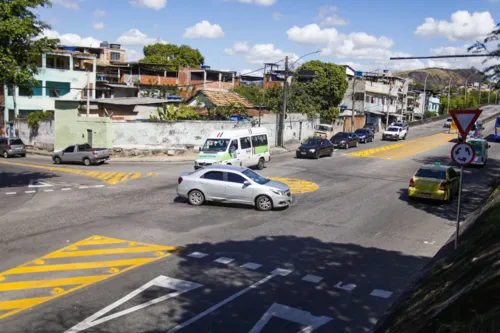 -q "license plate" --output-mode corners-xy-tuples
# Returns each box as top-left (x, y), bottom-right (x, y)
(15, 148), (21, 150)
(301, 152), (306, 155)
(419, 193), (431, 198)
